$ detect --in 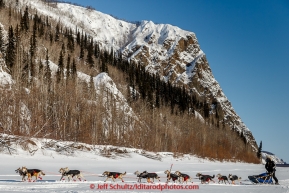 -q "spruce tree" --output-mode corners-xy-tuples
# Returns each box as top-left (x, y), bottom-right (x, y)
(49, 32), (53, 44)
(67, 29), (74, 52)
(38, 22), (44, 38)
(32, 16), (37, 46)
(71, 58), (77, 81)
(44, 50), (52, 90)
(204, 102), (210, 118)
(94, 42), (100, 58)
(84, 33), (87, 49)
(86, 39), (94, 67)
(30, 53), (35, 78)
(0, 0), (5, 9)
(66, 54), (70, 79)
(45, 16), (50, 27)
(109, 47), (114, 64)
(61, 43), (66, 55)
(70, 29), (75, 51)
(79, 41), (84, 59)
(30, 20), (37, 58)
(33, 12), (39, 31)
(100, 57), (108, 73)
(257, 141), (262, 159)
(103, 49), (108, 64)
(64, 27), (68, 37)
(55, 22), (60, 42)
(21, 6), (29, 32)
(6, 26), (16, 72)
(57, 50), (64, 83)
(89, 75), (95, 99)
(76, 30), (80, 45)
